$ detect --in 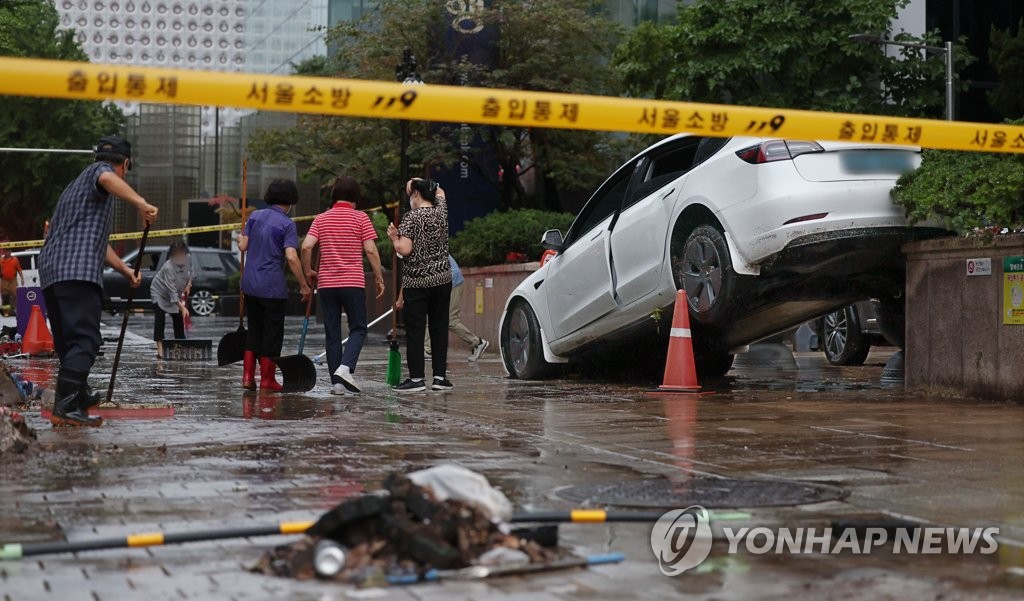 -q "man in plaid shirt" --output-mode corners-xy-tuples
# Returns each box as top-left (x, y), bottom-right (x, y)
(38, 135), (158, 427)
